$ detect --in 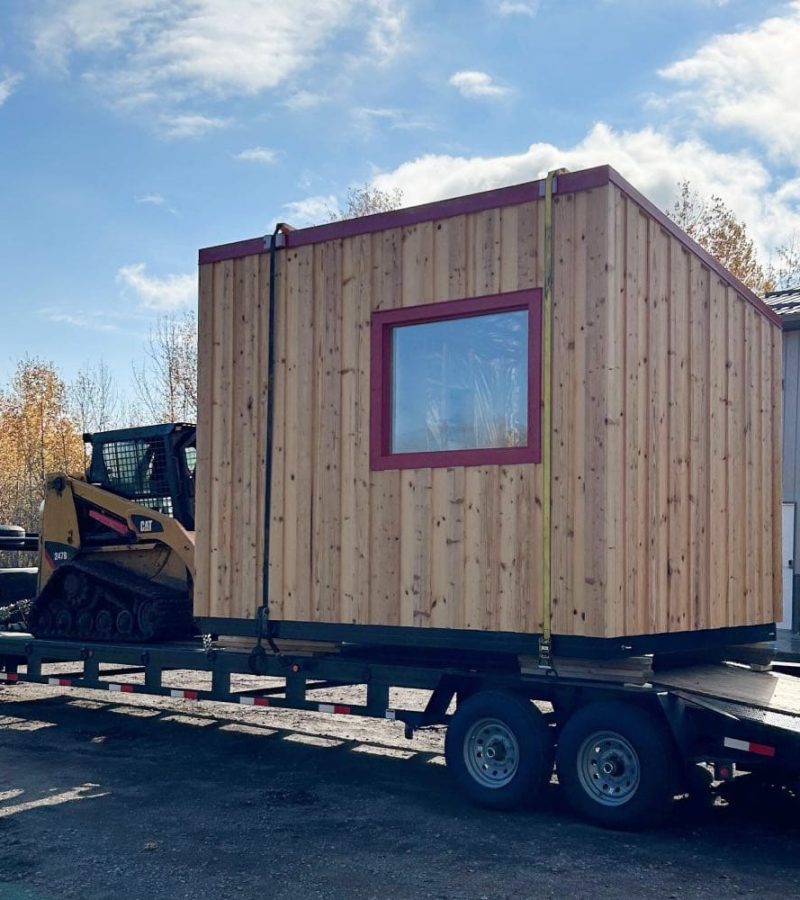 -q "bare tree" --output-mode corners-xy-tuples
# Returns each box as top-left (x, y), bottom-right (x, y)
(69, 359), (120, 438)
(327, 184), (404, 222)
(668, 181), (772, 294)
(133, 311), (198, 423)
(770, 233), (800, 291)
